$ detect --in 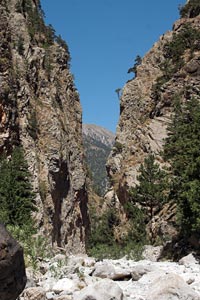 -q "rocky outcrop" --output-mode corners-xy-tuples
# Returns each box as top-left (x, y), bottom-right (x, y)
(0, 0), (89, 251)
(107, 12), (200, 238)
(0, 224), (26, 300)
